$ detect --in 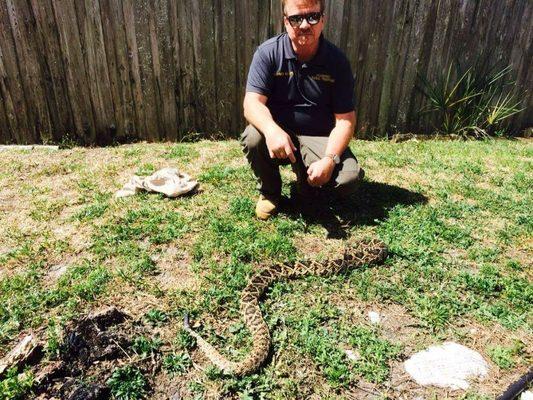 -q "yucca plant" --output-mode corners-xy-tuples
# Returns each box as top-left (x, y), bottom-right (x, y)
(417, 55), (524, 138)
